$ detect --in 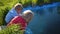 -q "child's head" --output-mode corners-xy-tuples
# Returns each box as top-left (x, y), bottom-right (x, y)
(14, 3), (23, 14)
(22, 10), (34, 23)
